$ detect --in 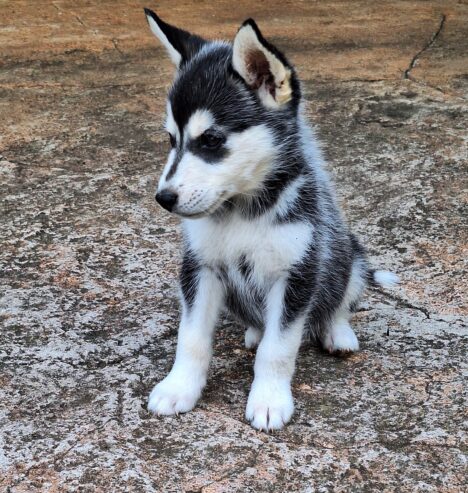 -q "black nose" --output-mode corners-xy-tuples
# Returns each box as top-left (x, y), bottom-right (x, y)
(155, 190), (178, 212)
